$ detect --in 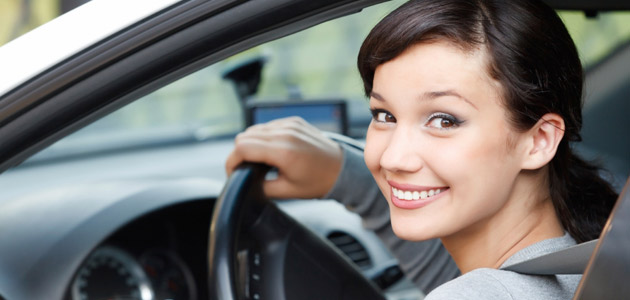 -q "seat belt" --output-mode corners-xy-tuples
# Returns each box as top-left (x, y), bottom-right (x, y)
(502, 239), (597, 275)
